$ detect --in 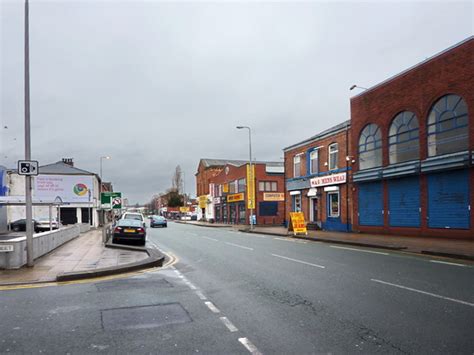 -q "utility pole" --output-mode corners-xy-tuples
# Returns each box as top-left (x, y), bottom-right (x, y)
(24, 0), (34, 267)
